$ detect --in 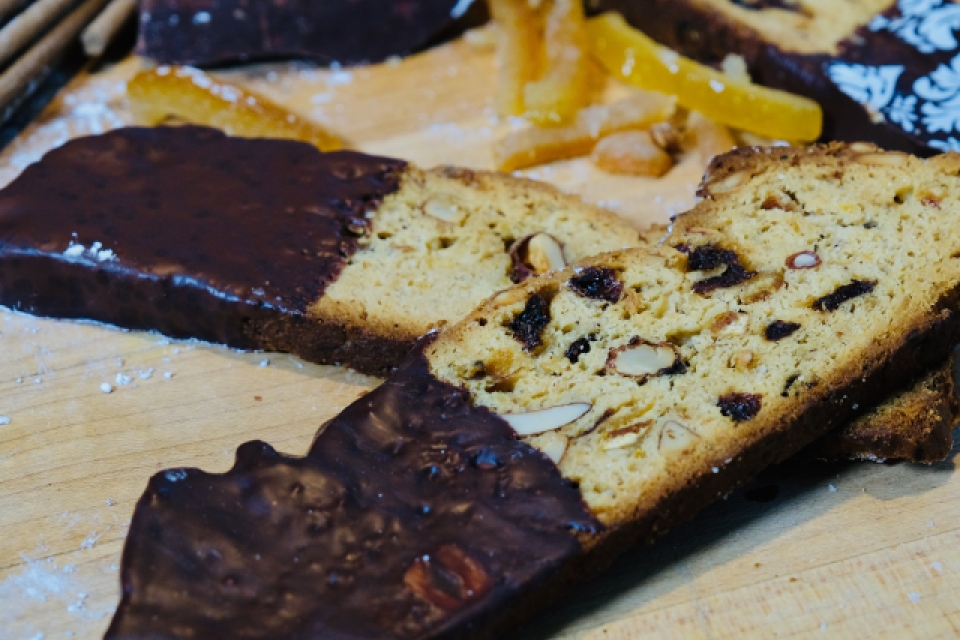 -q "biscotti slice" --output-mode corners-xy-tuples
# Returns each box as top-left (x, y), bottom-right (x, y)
(0, 125), (640, 375)
(803, 361), (957, 463)
(107, 144), (960, 638)
(594, 0), (959, 154)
